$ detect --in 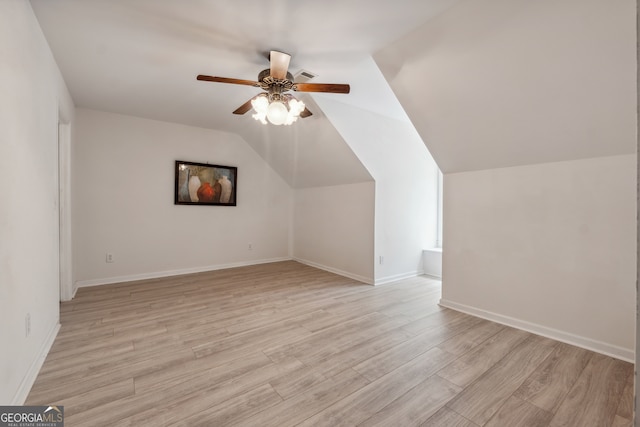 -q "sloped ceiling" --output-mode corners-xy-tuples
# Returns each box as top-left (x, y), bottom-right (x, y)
(29, 0), (461, 187)
(375, 0), (636, 173)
